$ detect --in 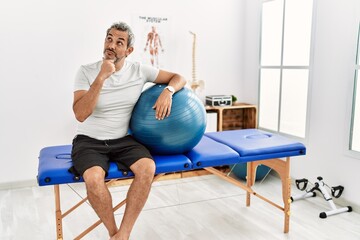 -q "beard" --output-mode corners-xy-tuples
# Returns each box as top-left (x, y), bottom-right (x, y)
(103, 49), (118, 60)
